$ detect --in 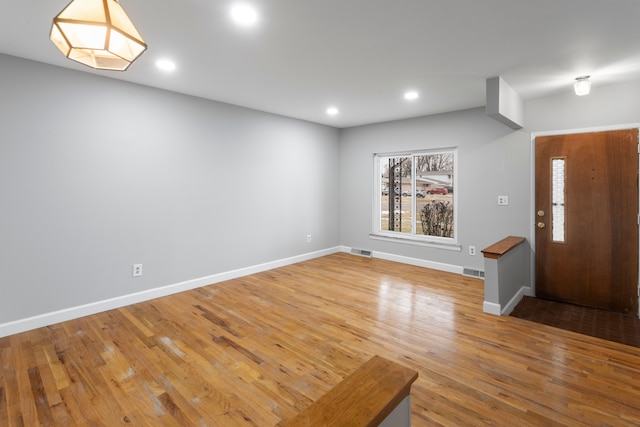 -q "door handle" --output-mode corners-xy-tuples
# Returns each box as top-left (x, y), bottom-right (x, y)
(537, 222), (546, 229)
